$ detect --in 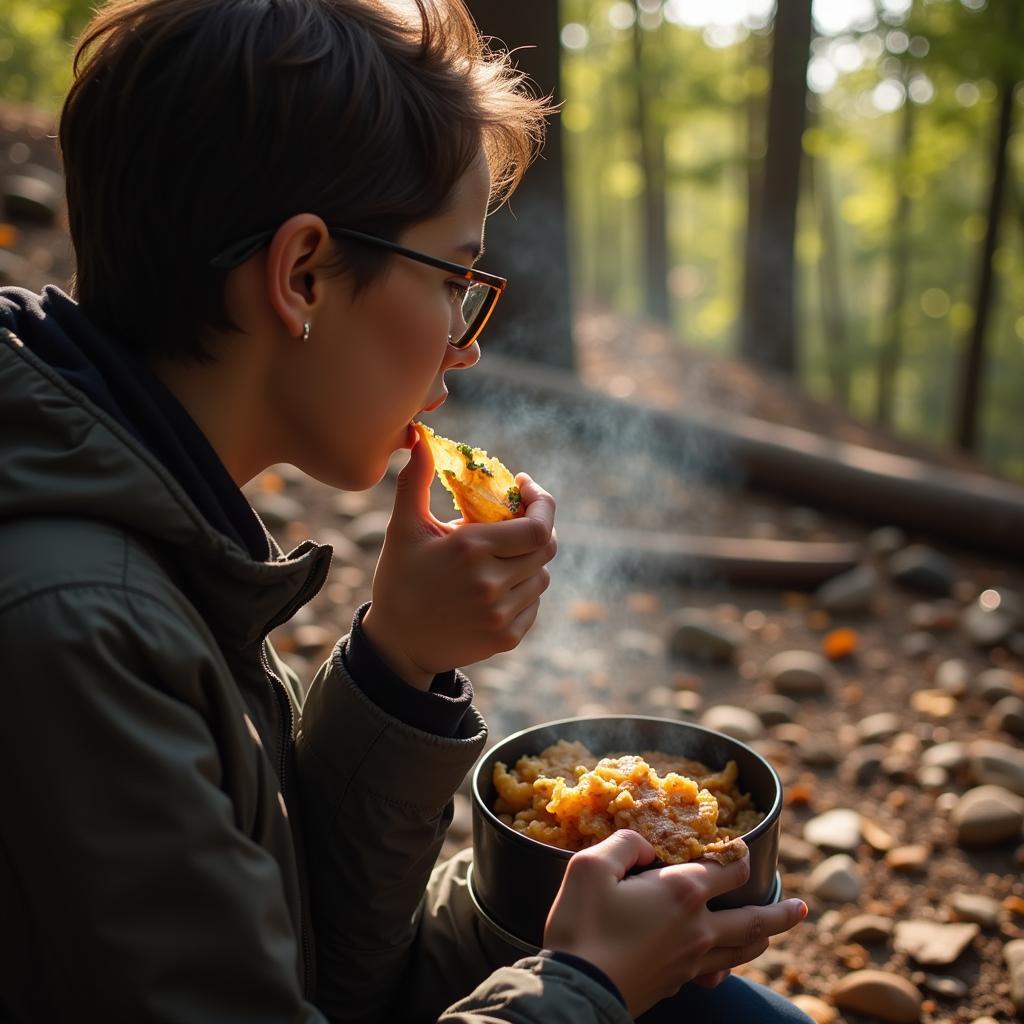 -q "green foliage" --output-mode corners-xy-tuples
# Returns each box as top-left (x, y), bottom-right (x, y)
(0, 0), (94, 109)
